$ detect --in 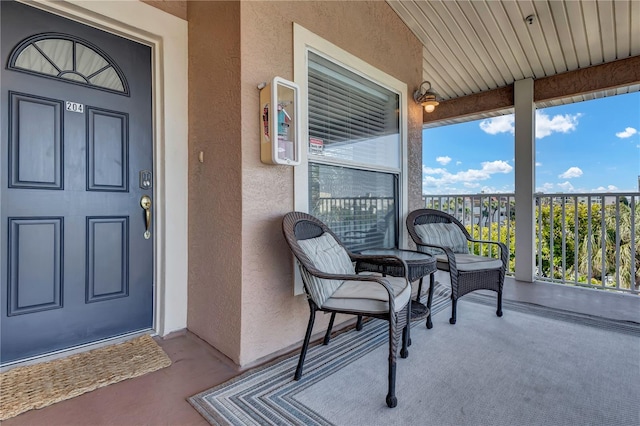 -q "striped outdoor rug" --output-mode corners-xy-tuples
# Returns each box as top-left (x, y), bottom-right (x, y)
(189, 284), (640, 425)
